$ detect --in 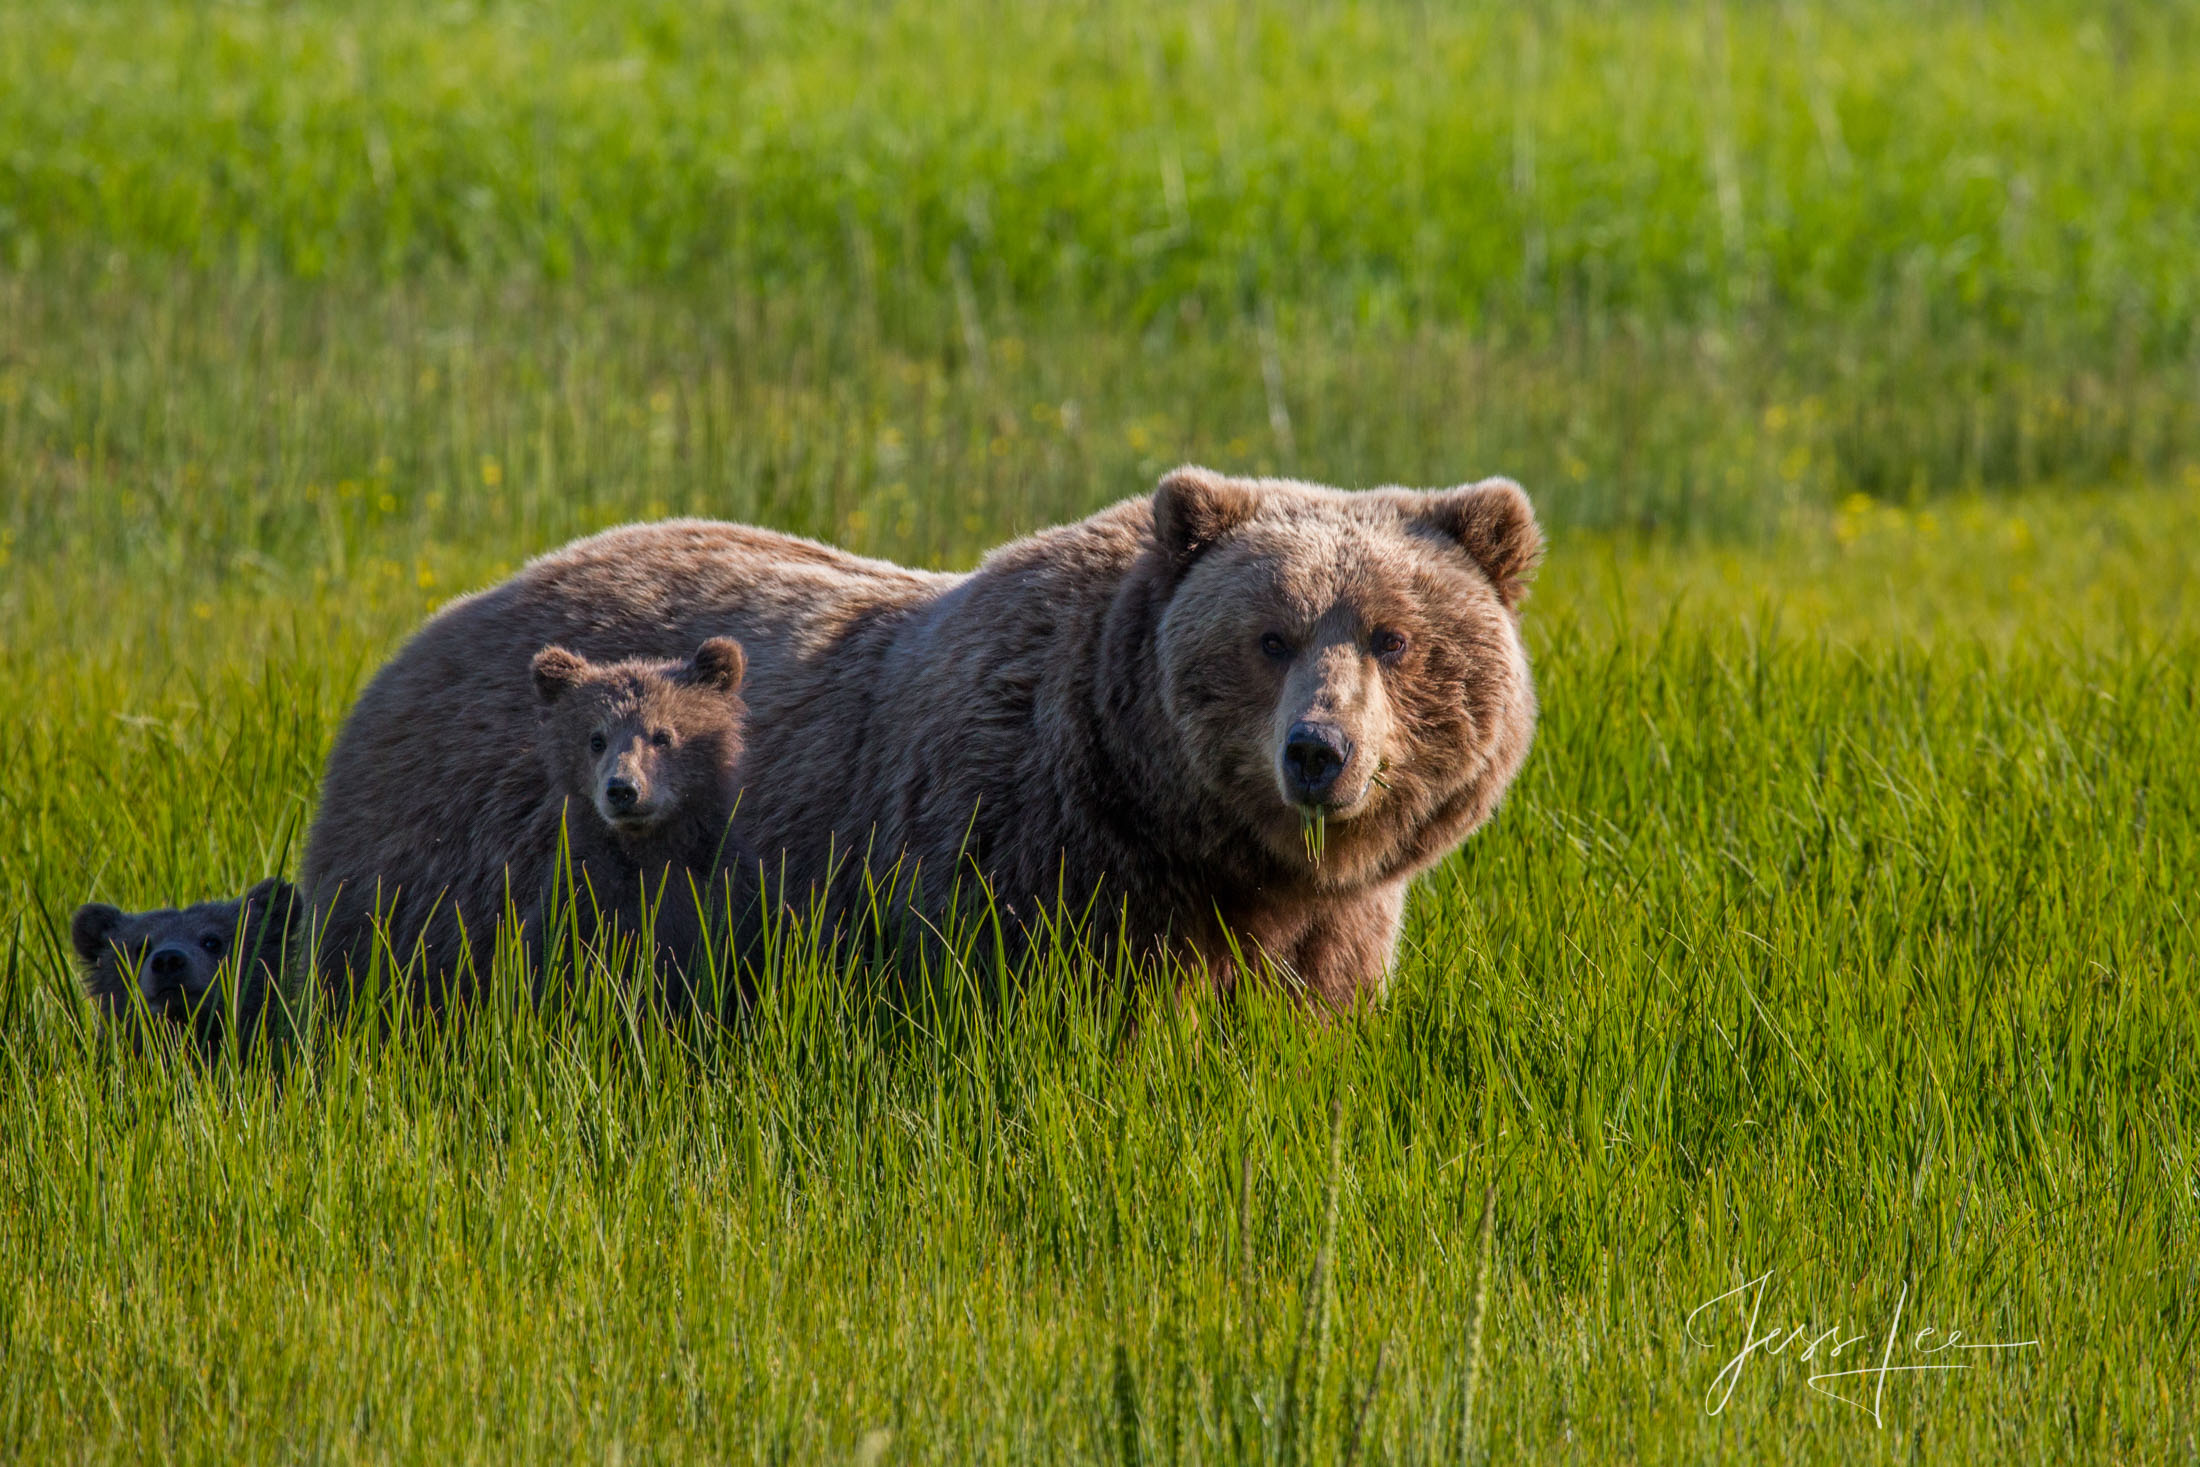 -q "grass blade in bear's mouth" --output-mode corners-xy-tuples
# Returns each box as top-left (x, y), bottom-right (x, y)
(1299, 805), (1326, 864)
